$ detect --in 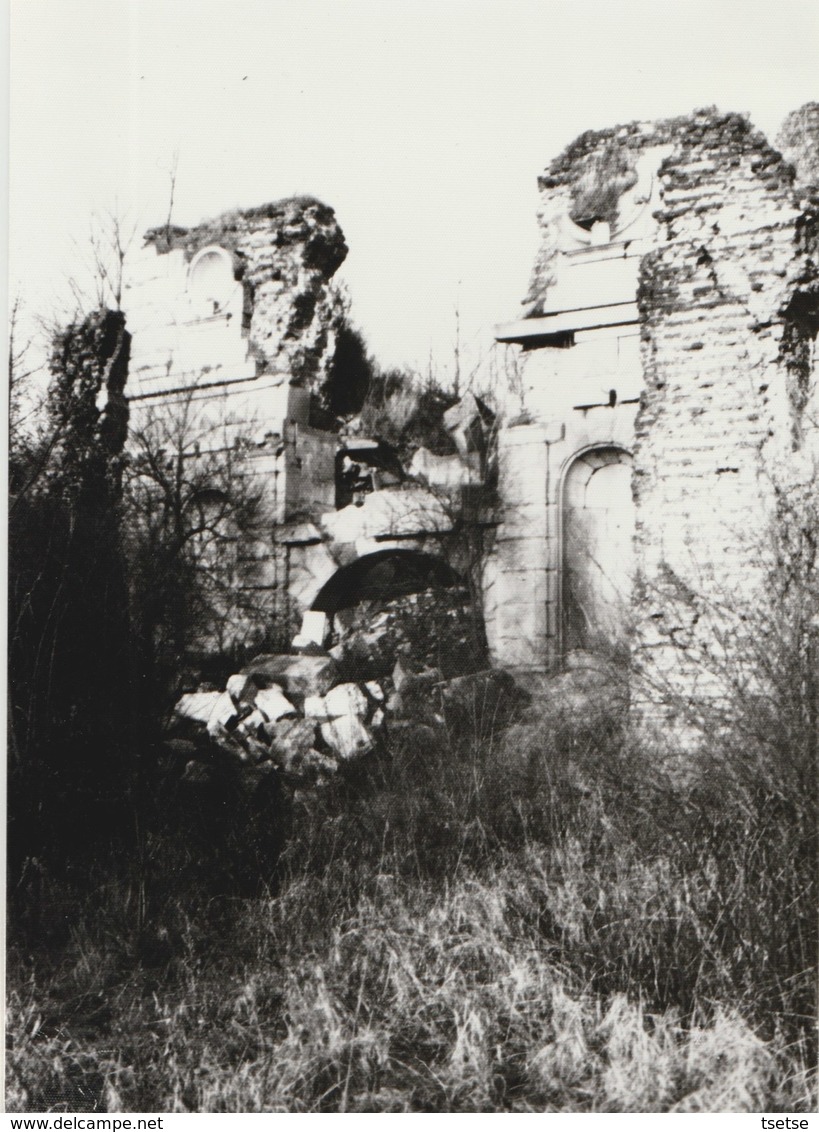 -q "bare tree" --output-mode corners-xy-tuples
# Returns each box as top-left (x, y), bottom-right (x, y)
(8, 294), (75, 507)
(75, 207), (139, 312)
(122, 387), (276, 693)
(8, 294), (47, 449)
